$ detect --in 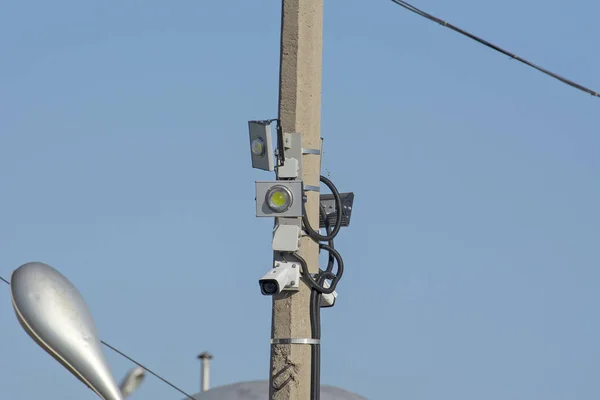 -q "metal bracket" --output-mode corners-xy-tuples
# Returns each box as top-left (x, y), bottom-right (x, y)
(302, 148), (321, 155)
(271, 338), (321, 345)
(303, 185), (320, 192)
(319, 192), (355, 228)
(279, 132), (303, 179)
